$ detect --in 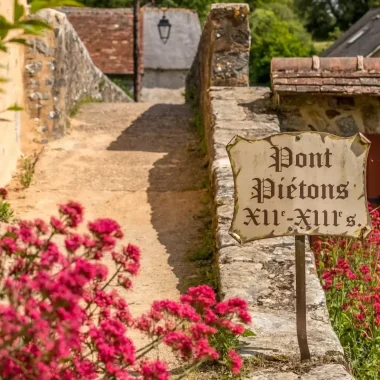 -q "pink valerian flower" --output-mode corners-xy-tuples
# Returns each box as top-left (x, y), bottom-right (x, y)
(151, 300), (200, 323)
(118, 274), (133, 290)
(88, 218), (122, 237)
(50, 216), (67, 234)
(0, 203), (250, 379)
(0, 236), (17, 255)
(312, 202), (380, 375)
(0, 188), (8, 199)
(180, 284), (216, 310)
(215, 298), (252, 324)
(194, 338), (219, 360)
(40, 242), (66, 267)
(65, 234), (83, 252)
(189, 323), (217, 340)
(59, 201), (84, 228)
(164, 331), (194, 359)
(140, 360), (170, 380)
(228, 349), (243, 374)
(112, 244), (141, 276)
